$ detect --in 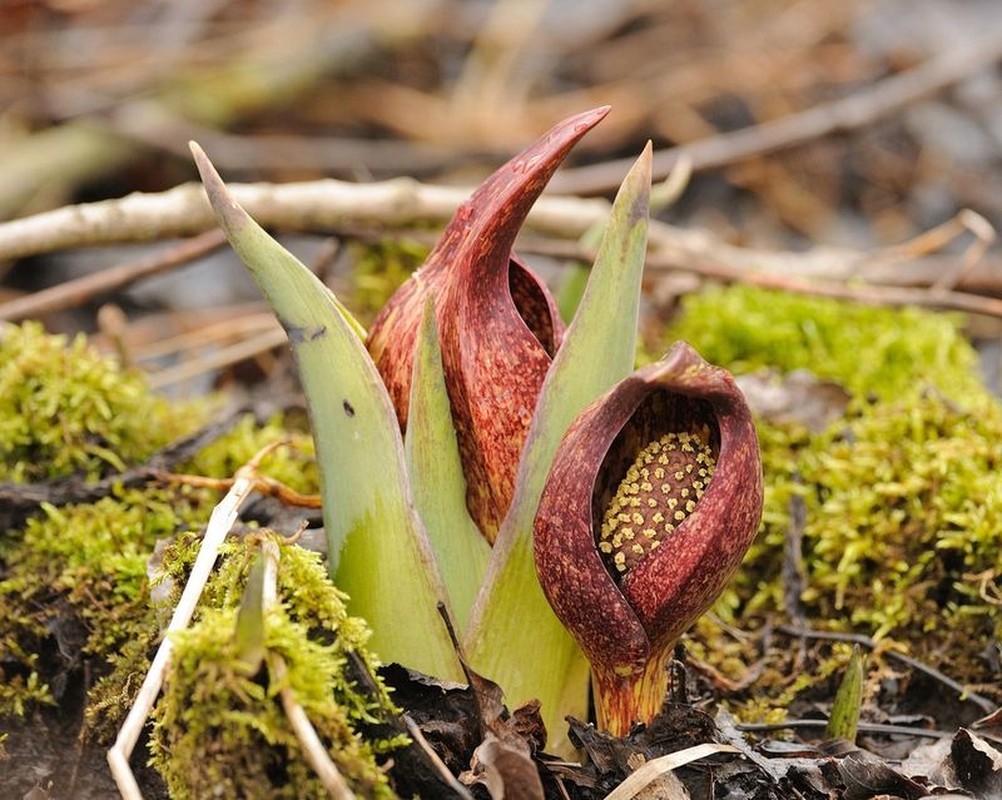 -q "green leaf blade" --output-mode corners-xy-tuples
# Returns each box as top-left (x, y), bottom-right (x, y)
(405, 301), (491, 631)
(191, 142), (462, 681)
(234, 551), (266, 675)
(827, 645), (865, 742)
